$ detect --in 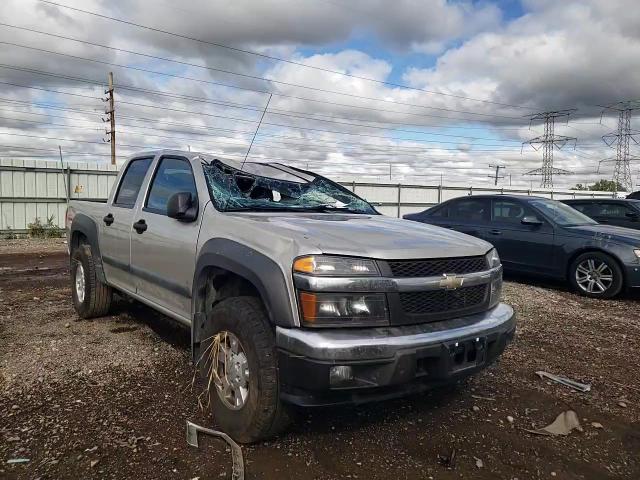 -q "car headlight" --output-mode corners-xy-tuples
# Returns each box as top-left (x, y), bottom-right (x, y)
(298, 292), (388, 327)
(485, 248), (501, 268)
(293, 255), (380, 276)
